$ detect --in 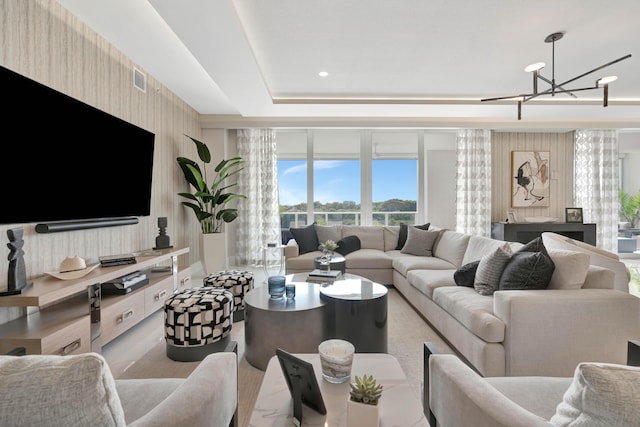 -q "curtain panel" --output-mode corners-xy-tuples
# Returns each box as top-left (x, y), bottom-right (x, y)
(574, 130), (619, 252)
(236, 129), (280, 266)
(455, 129), (492, 236)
